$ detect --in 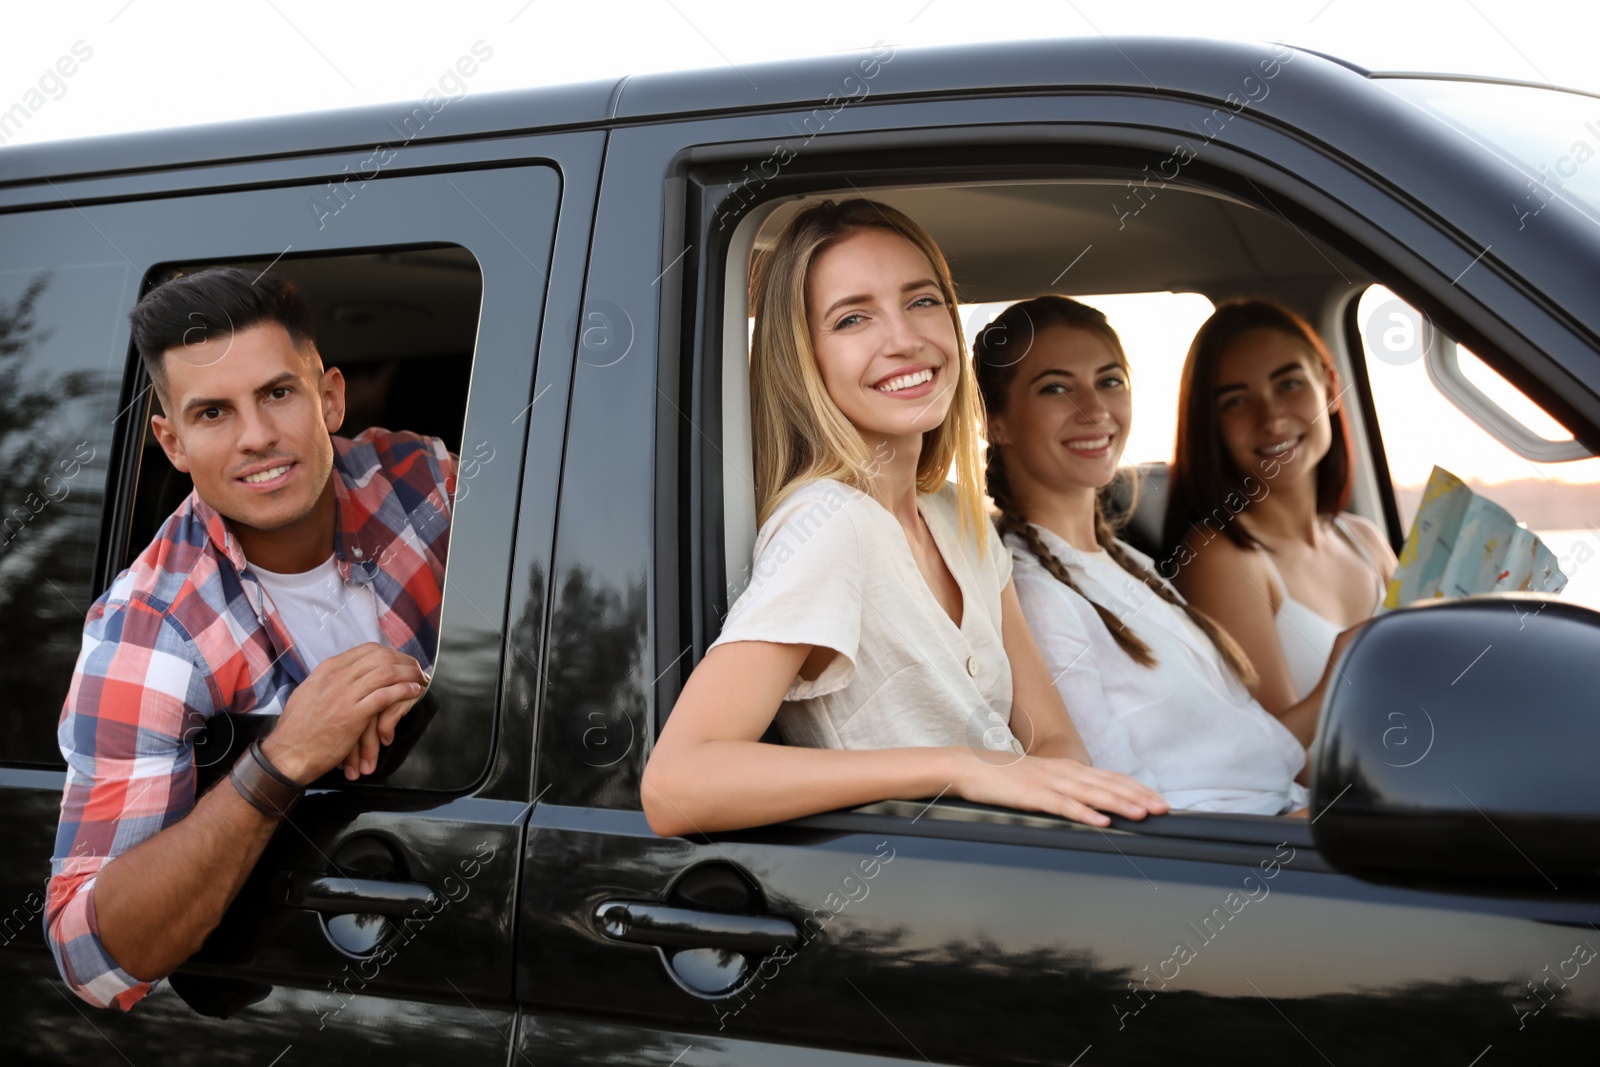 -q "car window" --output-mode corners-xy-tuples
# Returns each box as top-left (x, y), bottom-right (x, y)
(123, 247), (482, 570)
(1378, 78), (1600, 227)
(1, 164), (560, 790)
(0, 252), (129, 766)
(1356, 283), (1600, 610)
(707, 178), (1358, 831)
(120, 243), (504, 793)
